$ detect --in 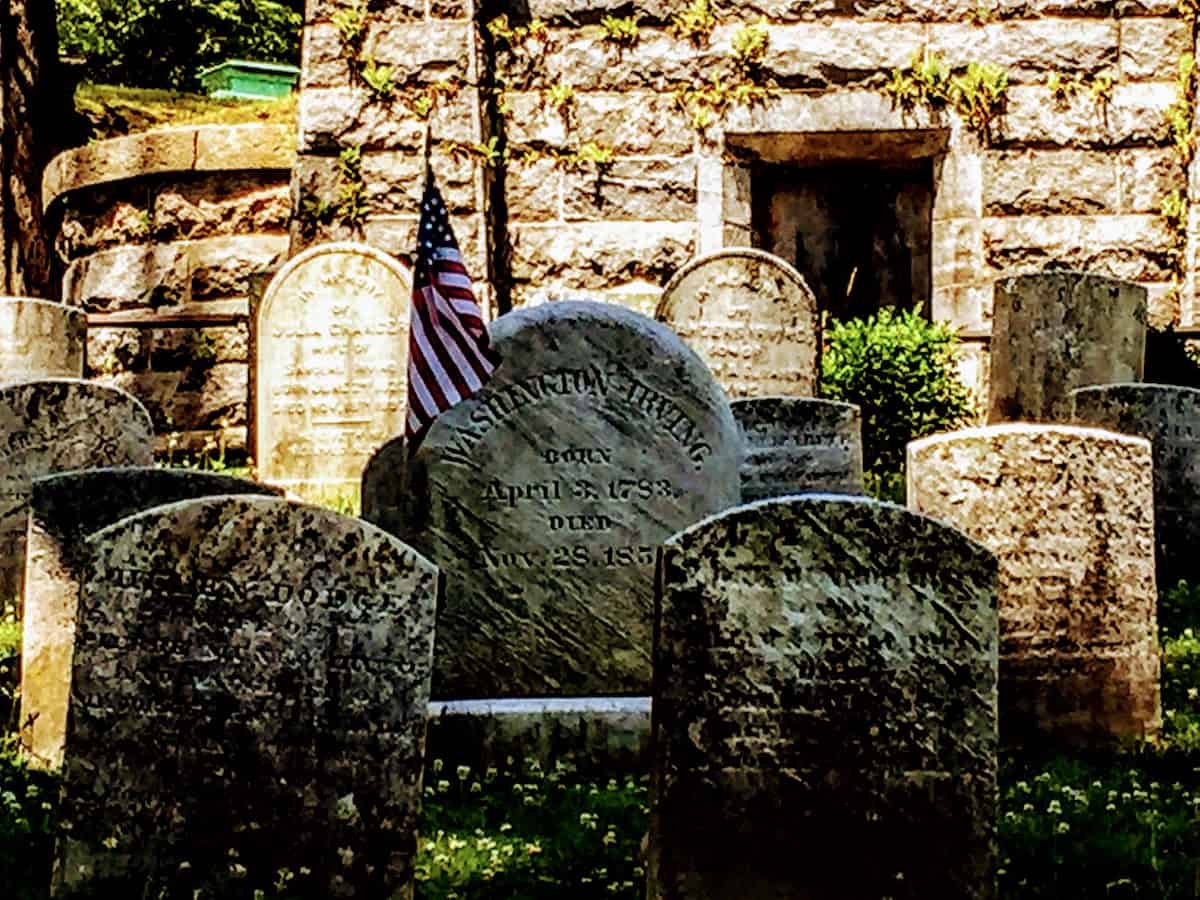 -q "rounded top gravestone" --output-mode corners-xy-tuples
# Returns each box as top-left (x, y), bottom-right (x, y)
(731, 397), (864, 501)
(361, 434), (413, 545)
(650, 495), (998, 900)
(19, 467), (283, 768)
(988, 270), (1147, 424)
(1071, 383), (1200, 589)
(57, 495), (439, 897)
(0, 379), (154, 604)
(254, 241), (411, 503)
(0, 297), (86, 384)
(409, 300), (742, 699)
(657, 249), (820, 399)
